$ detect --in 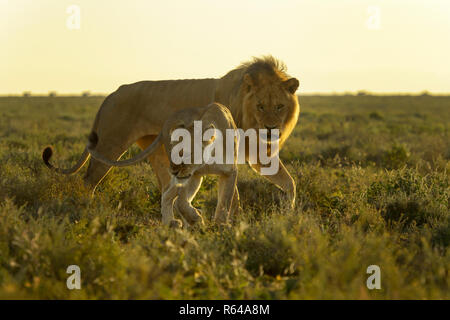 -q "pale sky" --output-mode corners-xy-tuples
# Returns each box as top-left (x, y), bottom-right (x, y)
(1, 0), (450, 94)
